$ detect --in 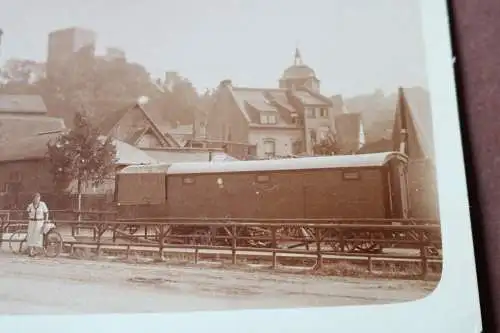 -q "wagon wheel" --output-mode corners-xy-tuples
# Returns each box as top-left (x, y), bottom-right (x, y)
(125, 224), (140, 234)
(326, 229), (344, 252)
(246, 226), (272, 248)
(277, 226), (311, 249)
(190, 229), (212, 246)
(241, 227), (272, 248)
(345, 231), (384, 254)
